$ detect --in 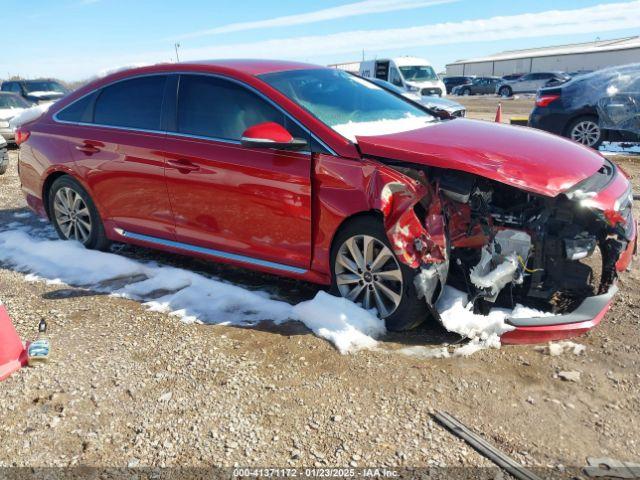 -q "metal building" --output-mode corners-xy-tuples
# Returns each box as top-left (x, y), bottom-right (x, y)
(446, 36), (640, 76)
